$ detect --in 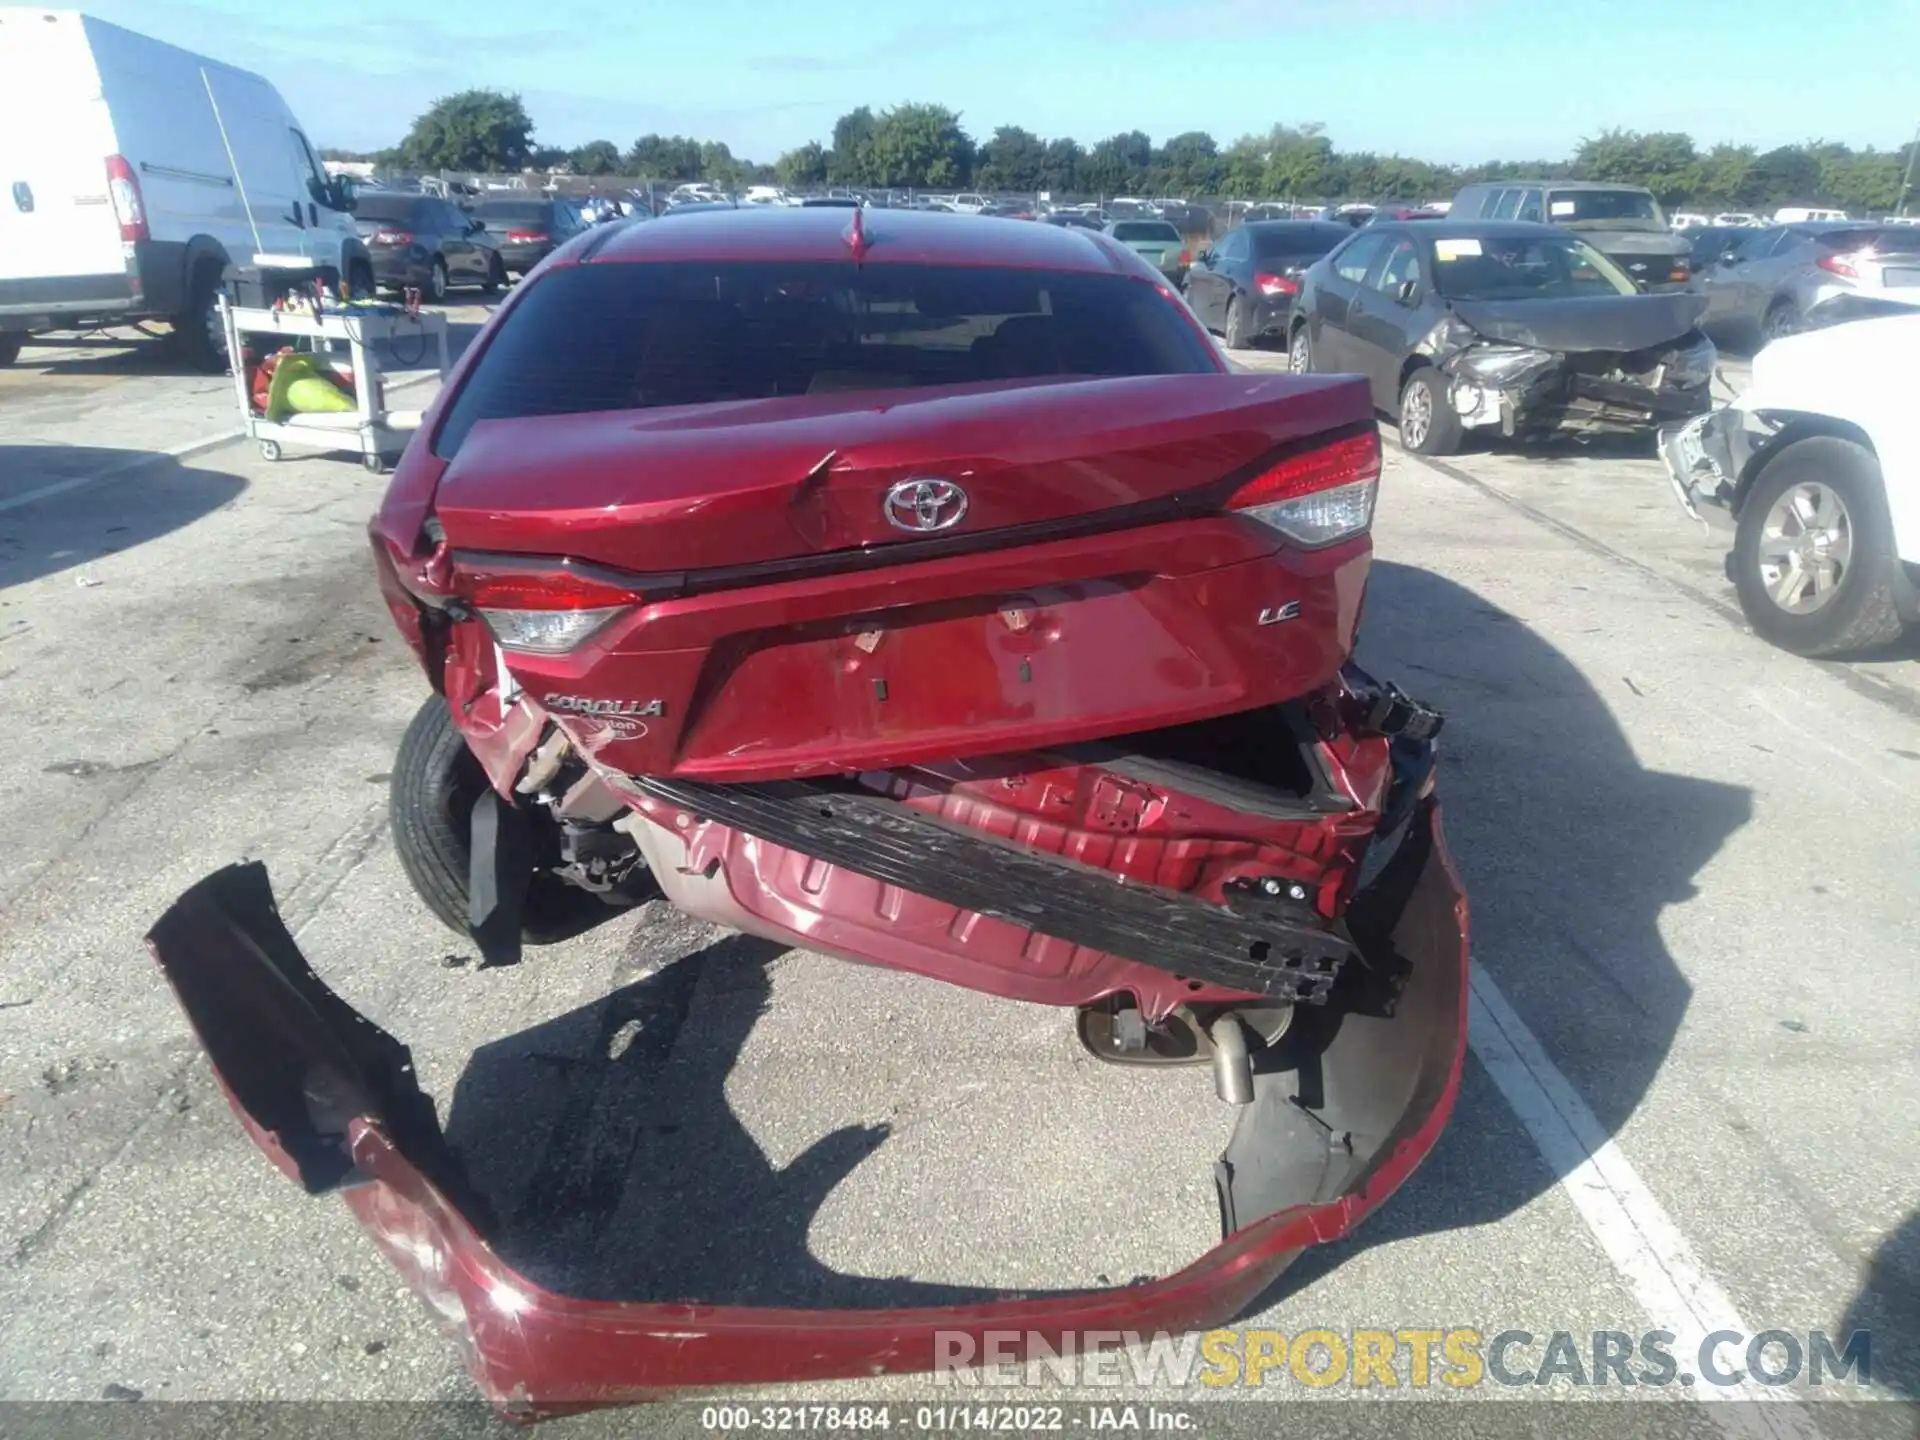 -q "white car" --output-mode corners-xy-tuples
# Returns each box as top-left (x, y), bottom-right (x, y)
(0, 9), (365, 371)
(1661, 313), (1920, 656)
